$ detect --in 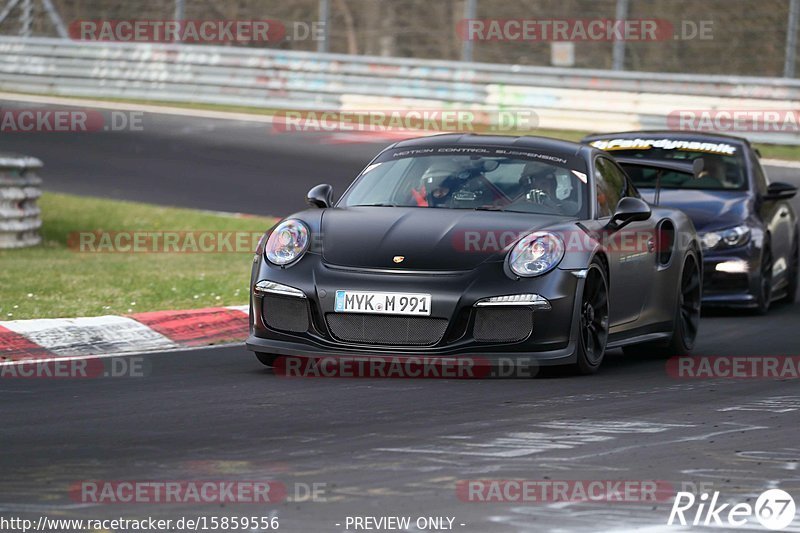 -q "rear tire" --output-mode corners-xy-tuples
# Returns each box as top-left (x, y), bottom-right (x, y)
(573, 260), (610, 375)
(623, 253), (701, 358)
(255, 352), (278, 367)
